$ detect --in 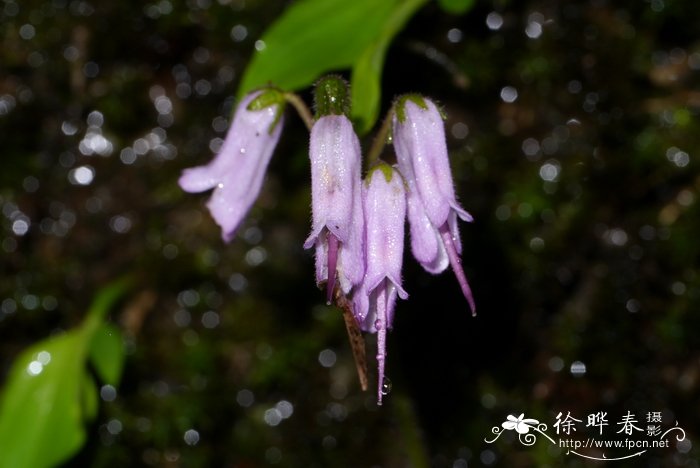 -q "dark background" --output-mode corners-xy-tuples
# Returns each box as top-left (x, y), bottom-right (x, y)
(1, 0), (699, 466)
